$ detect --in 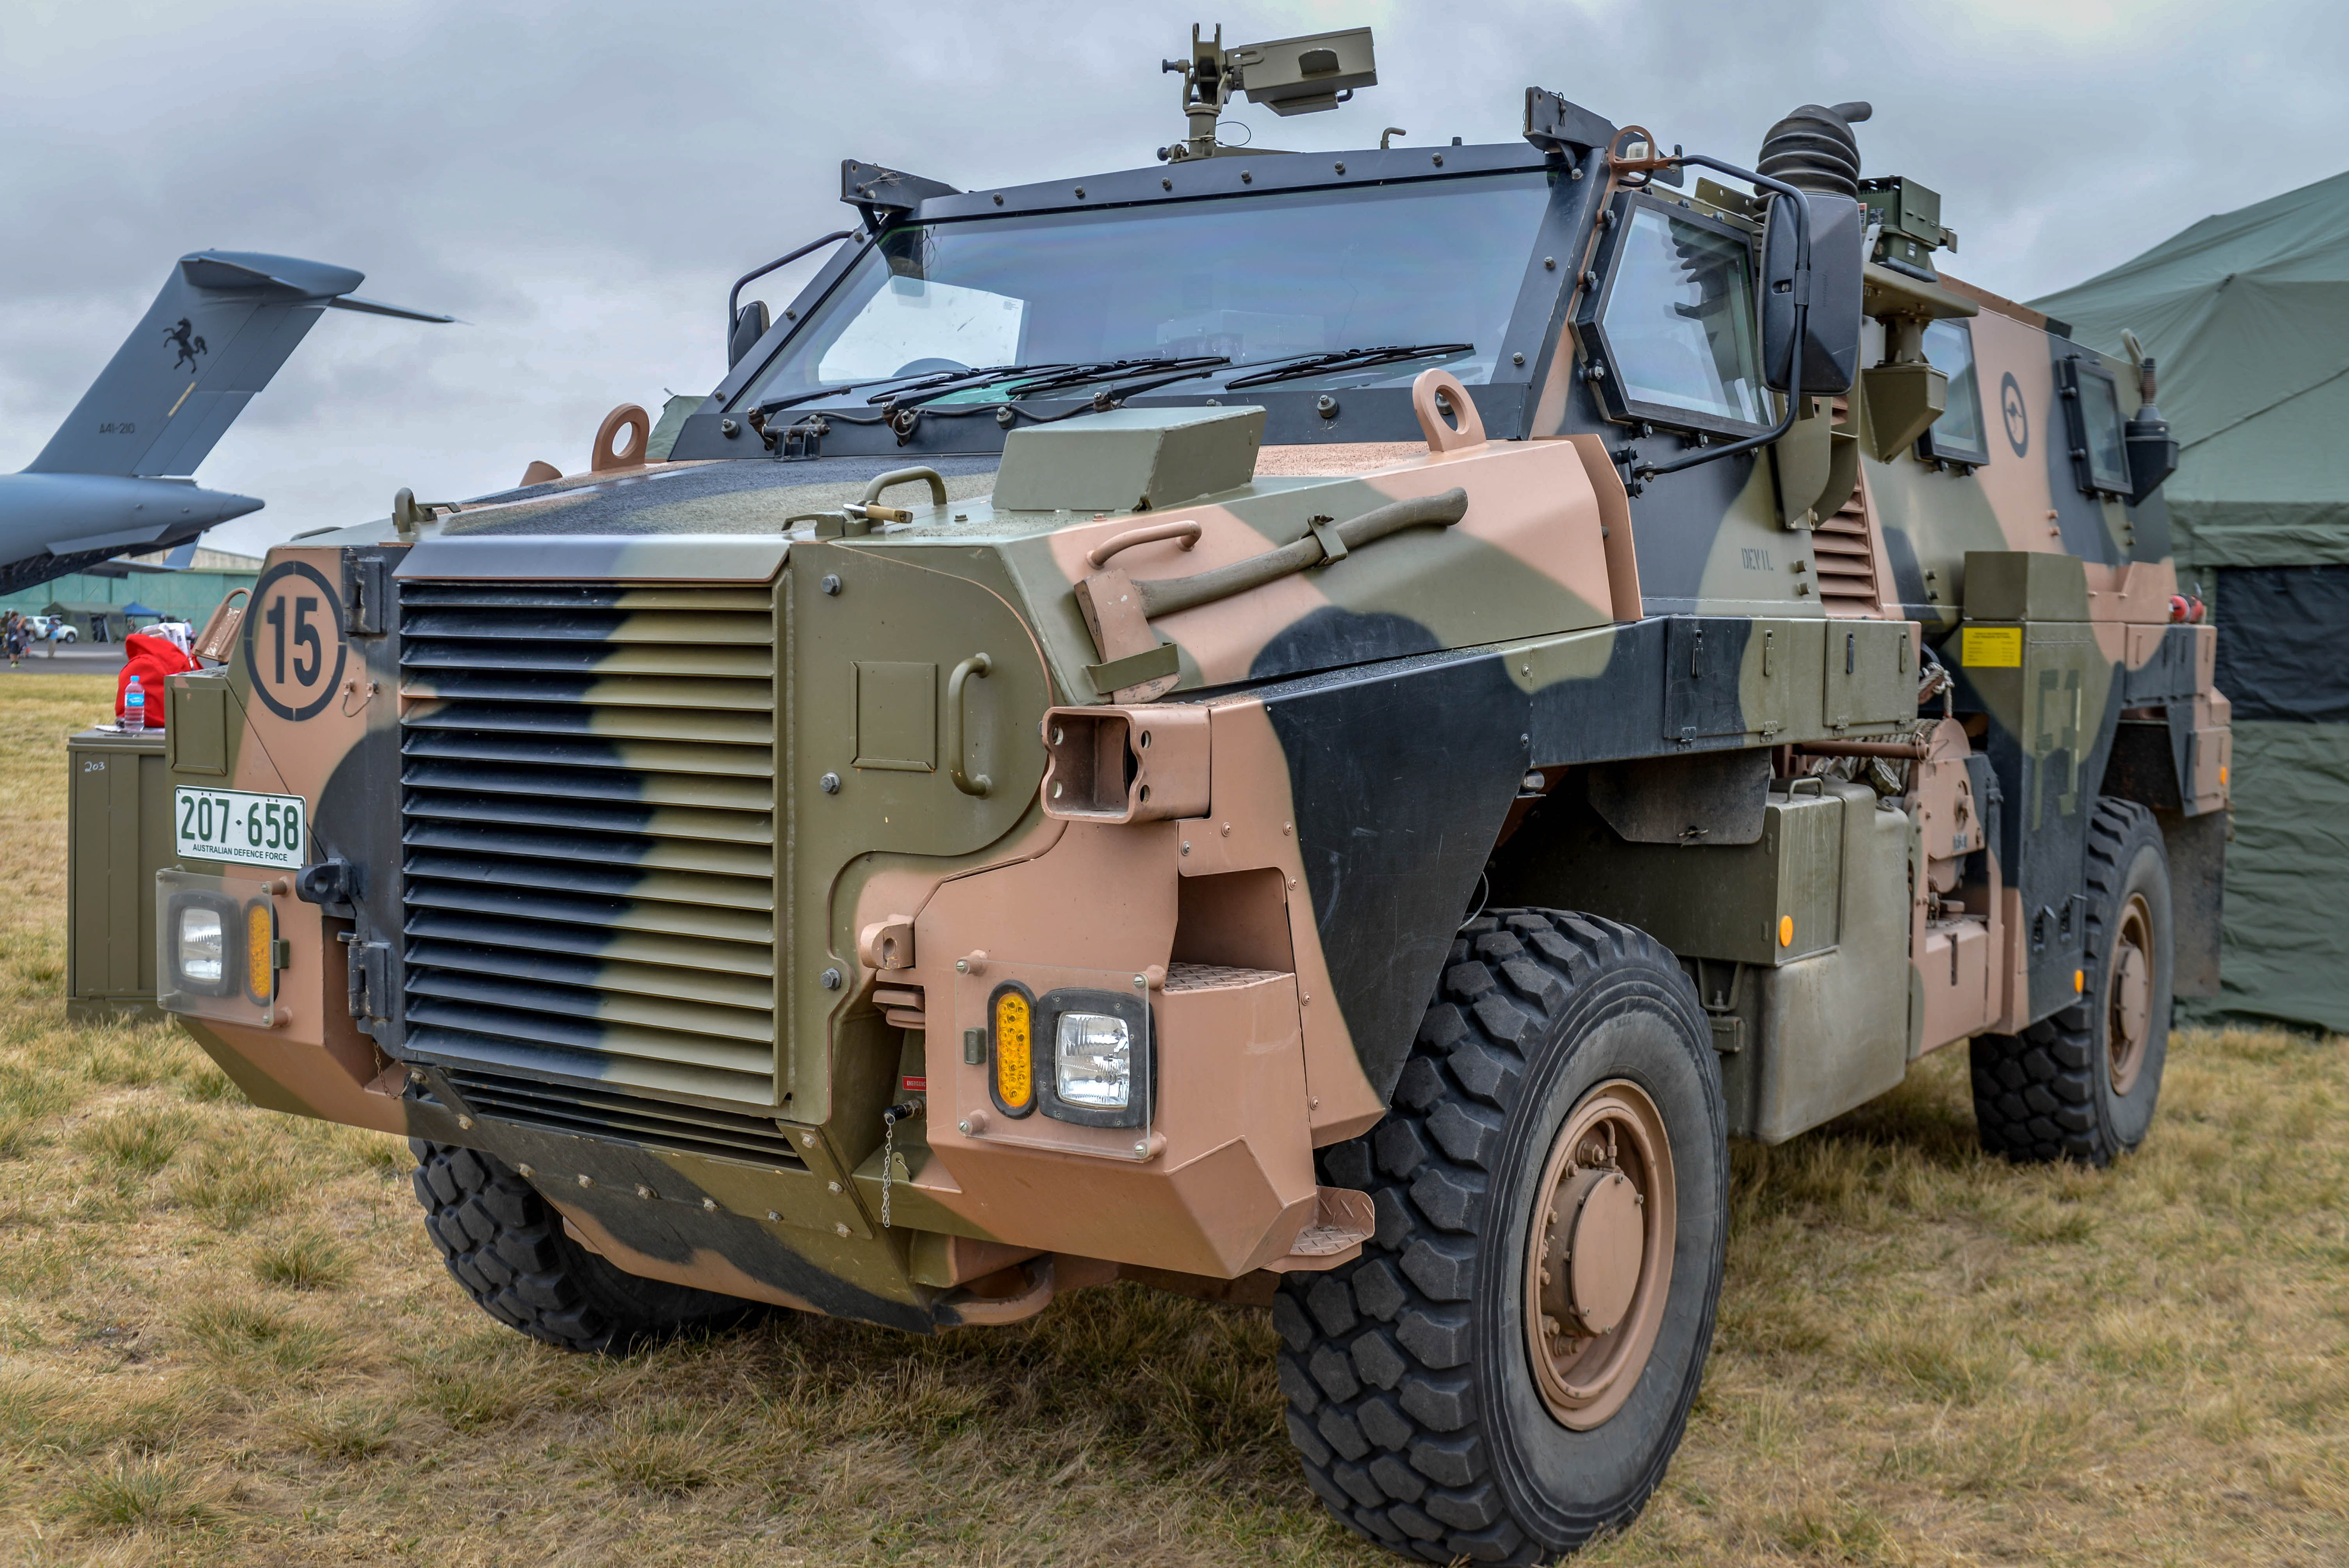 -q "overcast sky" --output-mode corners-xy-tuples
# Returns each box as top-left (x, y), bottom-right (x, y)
(5, 0), (2344, 557)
